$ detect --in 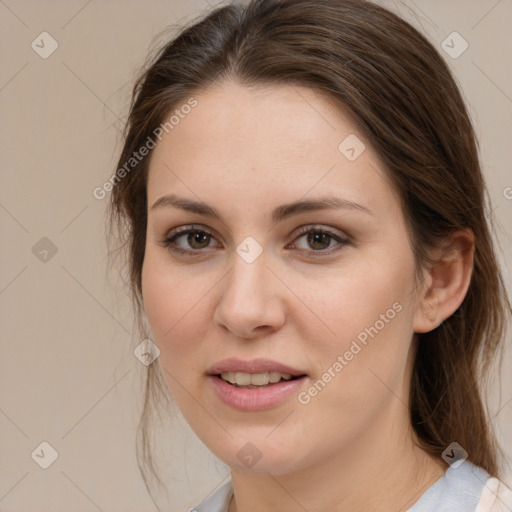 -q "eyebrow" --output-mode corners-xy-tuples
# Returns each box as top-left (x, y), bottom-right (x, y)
(150, 193), (373, 223)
